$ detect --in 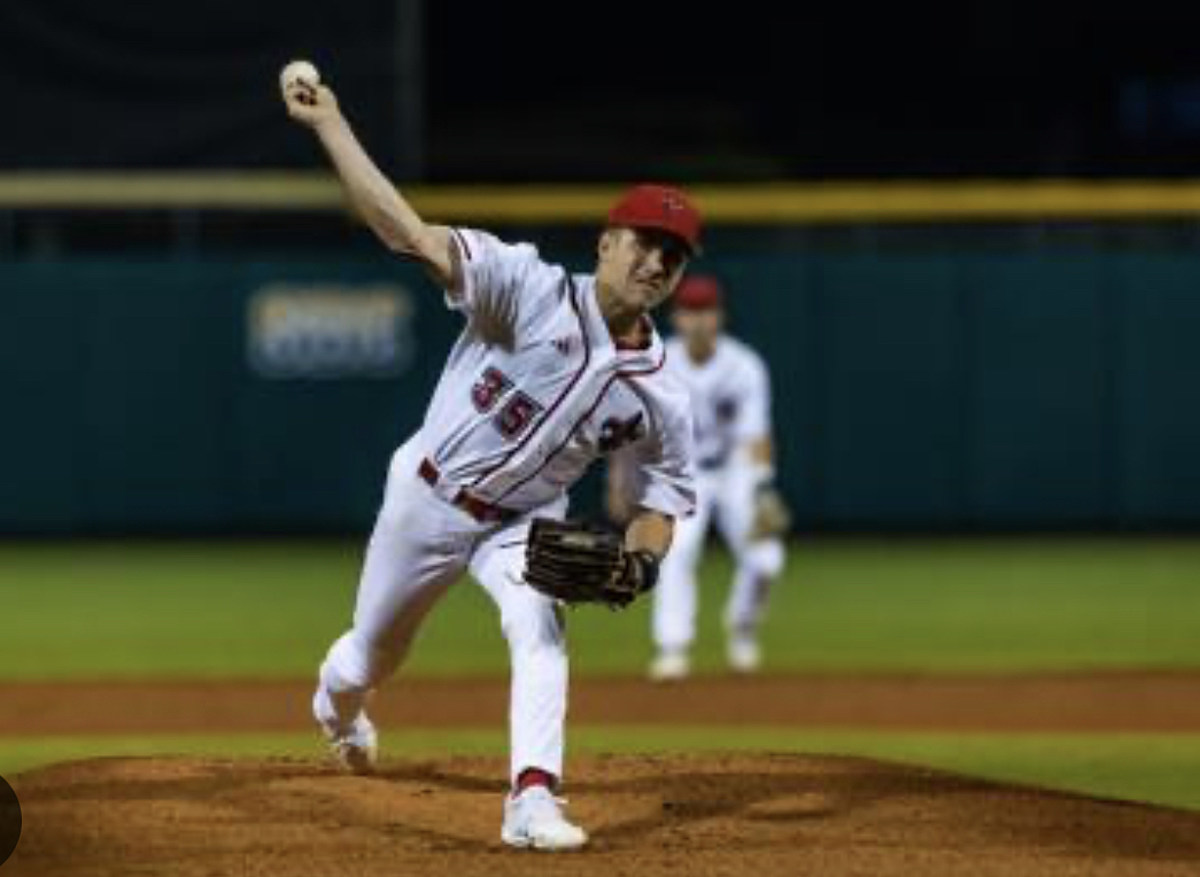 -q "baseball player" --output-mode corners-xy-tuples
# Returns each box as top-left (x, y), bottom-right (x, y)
(283, 75), (697, 851)
(612, 275), (788, 681)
